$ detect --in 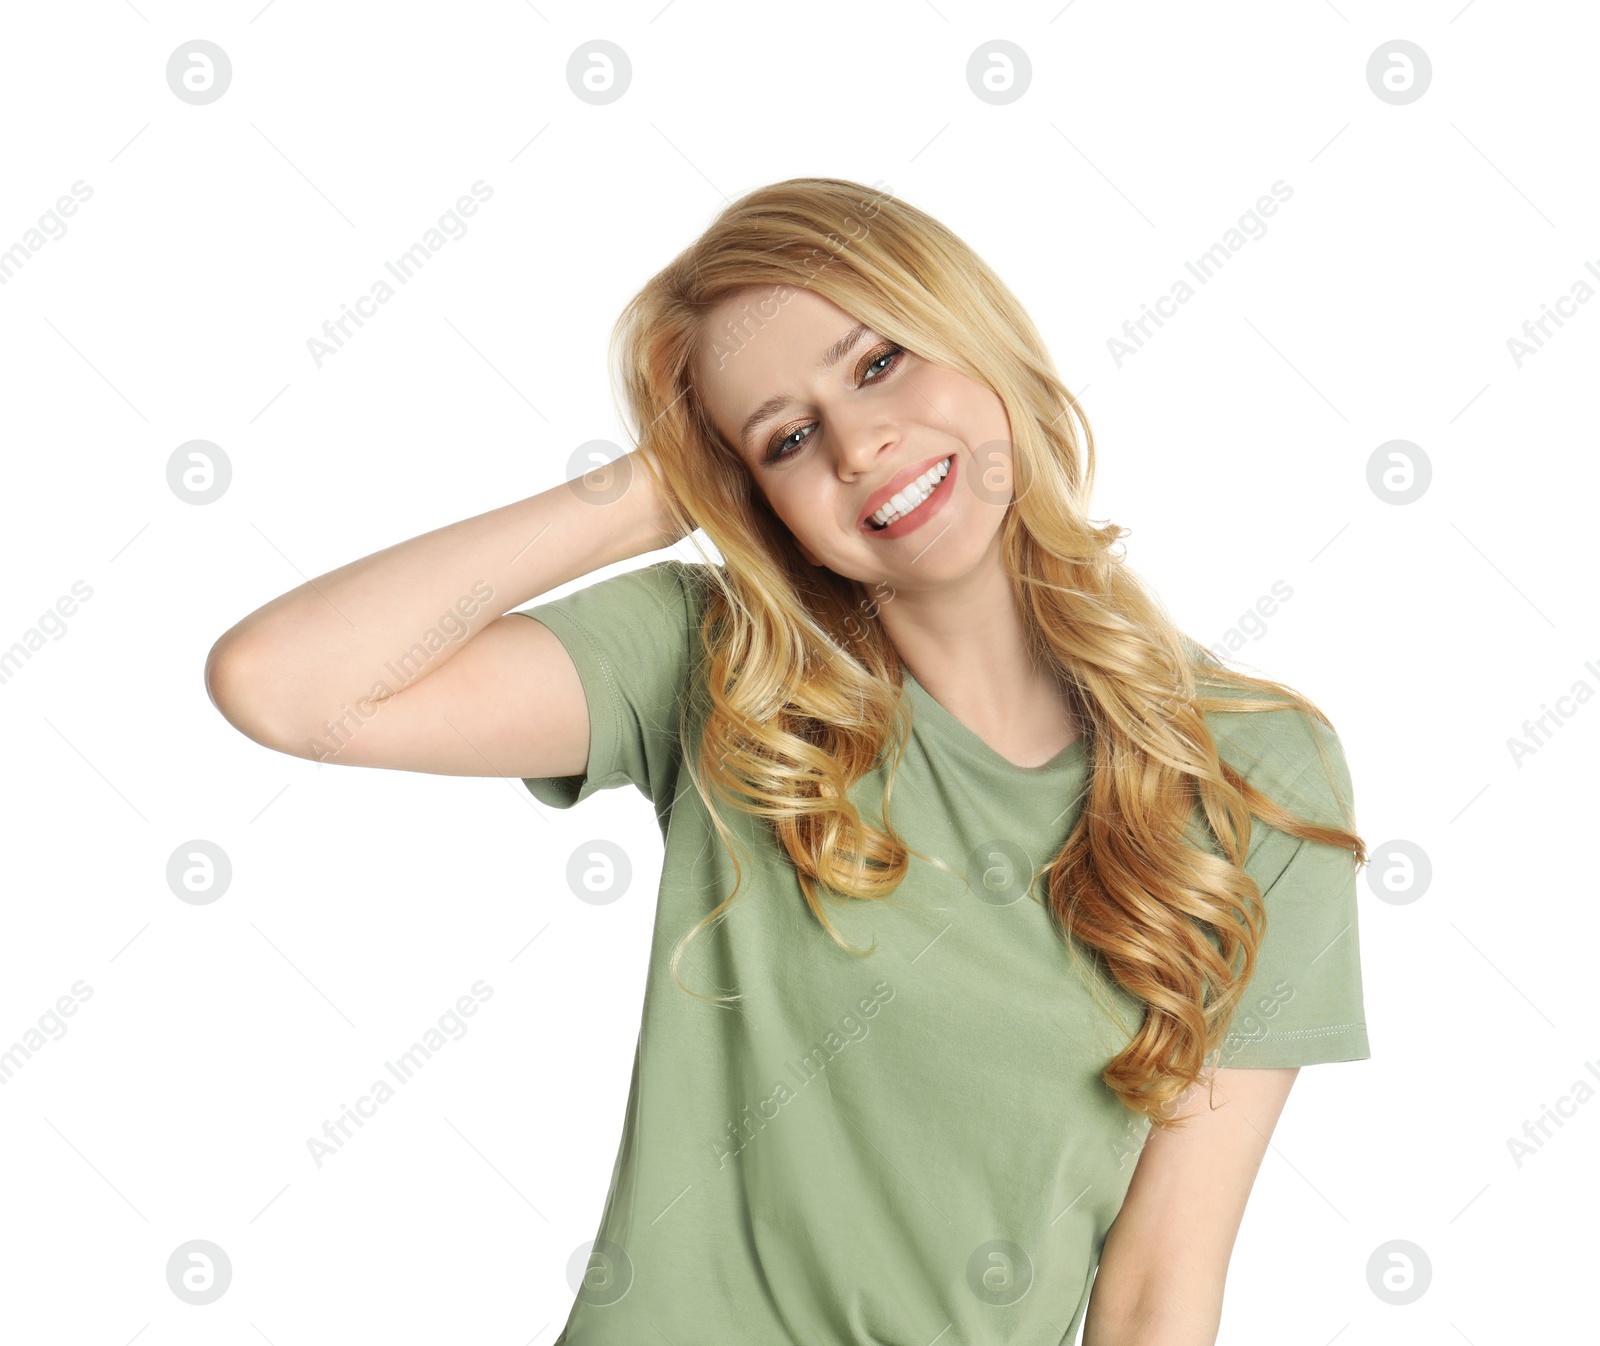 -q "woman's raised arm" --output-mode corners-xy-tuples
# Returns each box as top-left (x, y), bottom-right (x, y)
(202, 452), (685, 779)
